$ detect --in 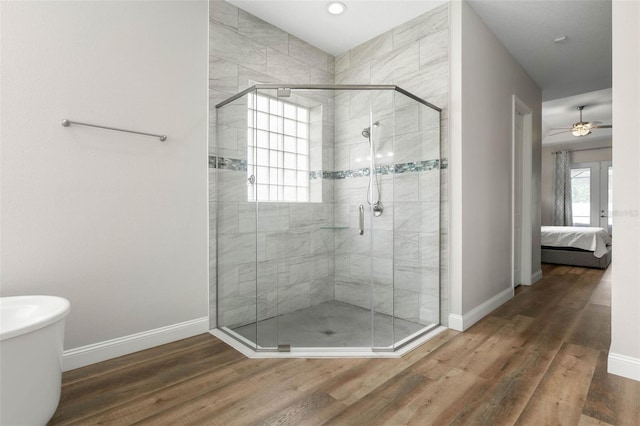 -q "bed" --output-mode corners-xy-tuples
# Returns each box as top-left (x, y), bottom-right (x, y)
(541, 226), (612, 269)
